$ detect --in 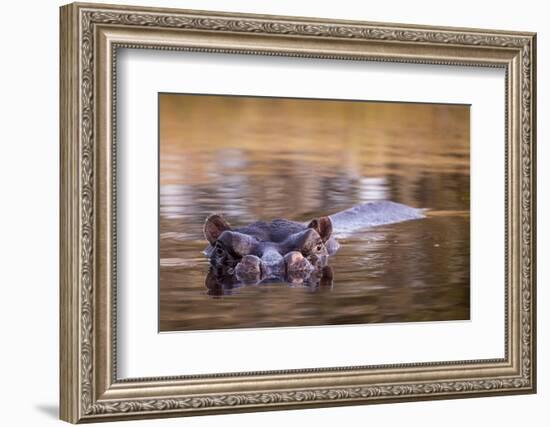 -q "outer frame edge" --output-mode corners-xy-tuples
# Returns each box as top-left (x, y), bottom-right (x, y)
(60, 2), (81, 424)
(59, 2), (537, 422)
